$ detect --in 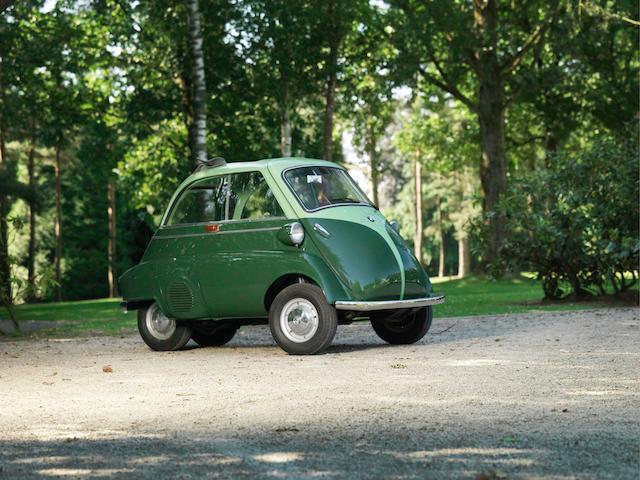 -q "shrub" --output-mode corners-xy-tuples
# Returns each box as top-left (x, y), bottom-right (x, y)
(471, 133), (639, 300)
